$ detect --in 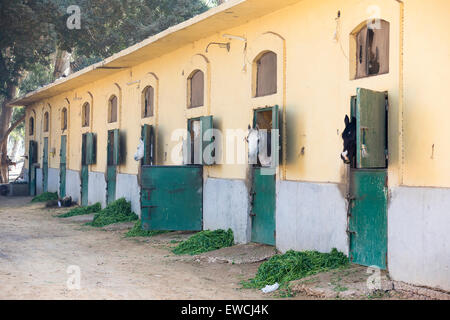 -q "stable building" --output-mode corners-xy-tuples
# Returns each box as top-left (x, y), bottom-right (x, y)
(9, 0), (450, 292)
